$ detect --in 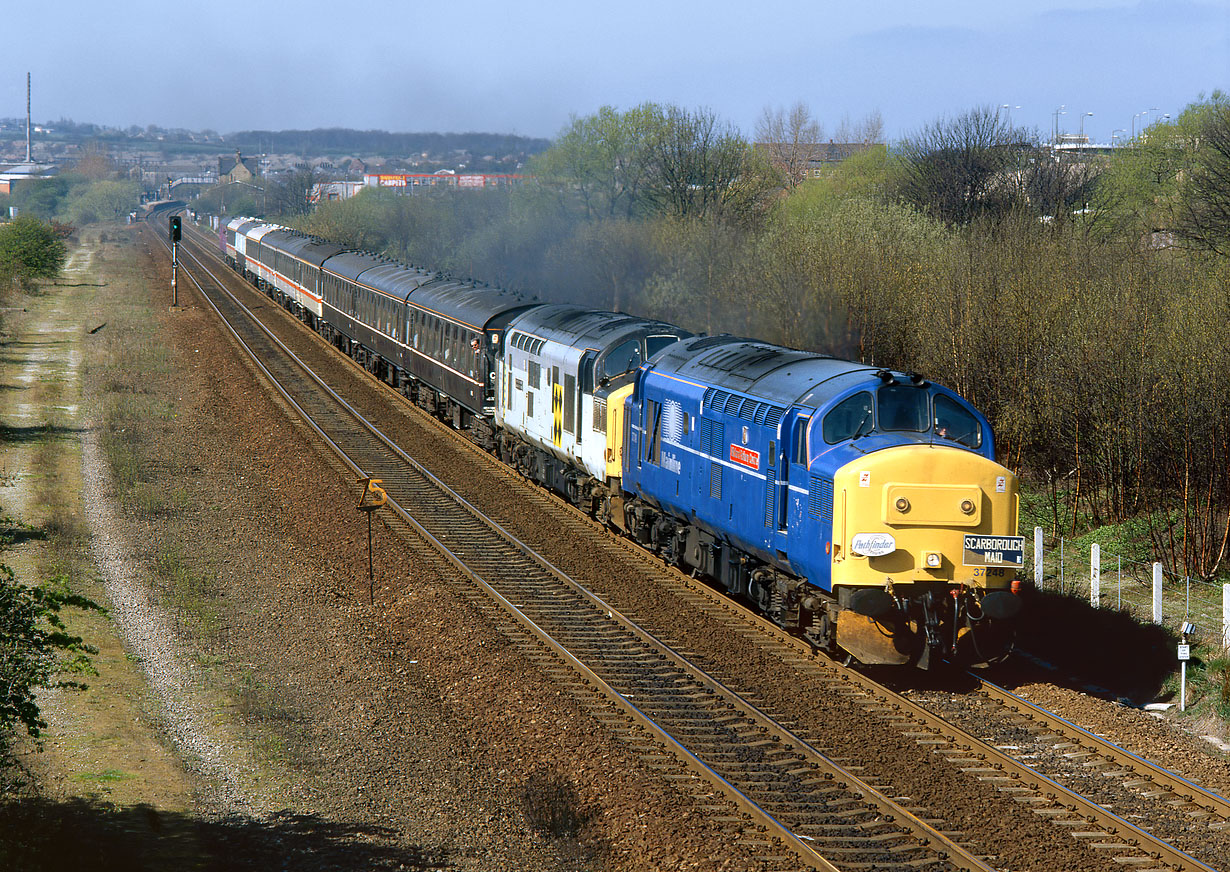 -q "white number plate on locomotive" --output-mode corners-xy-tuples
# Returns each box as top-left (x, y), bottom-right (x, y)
(963, 535), (1025, 567)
